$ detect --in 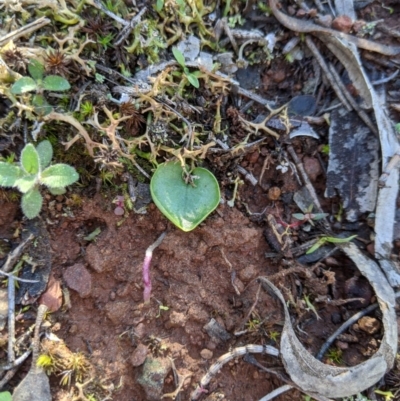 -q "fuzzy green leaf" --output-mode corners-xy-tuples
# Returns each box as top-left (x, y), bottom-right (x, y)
(292, 213), (305, 221)
(0, 391), (12, 401)
(172, 47), (186, 68)
(15, 175), (37, 193)
(40, 164), (79, 188)
(42, 76), (71, 92)
(155, 0), (164, 11)
(28, 59), (44, 80)
(21, 143), (40, 174)
(48, 187), (66, 195)
(186, 73), (199, 88)
(21, 189), (43, 219)
(32, 94), (53, 116)
(36, 140), (53, 169)
(0, 162), (23, 187)
(10, 77), (37, 94)
(150, 162), (220, 232)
